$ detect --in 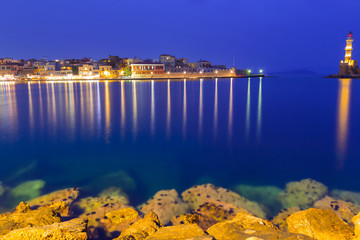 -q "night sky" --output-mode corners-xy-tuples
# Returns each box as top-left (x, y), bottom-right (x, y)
(1, 0), (359, 73)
